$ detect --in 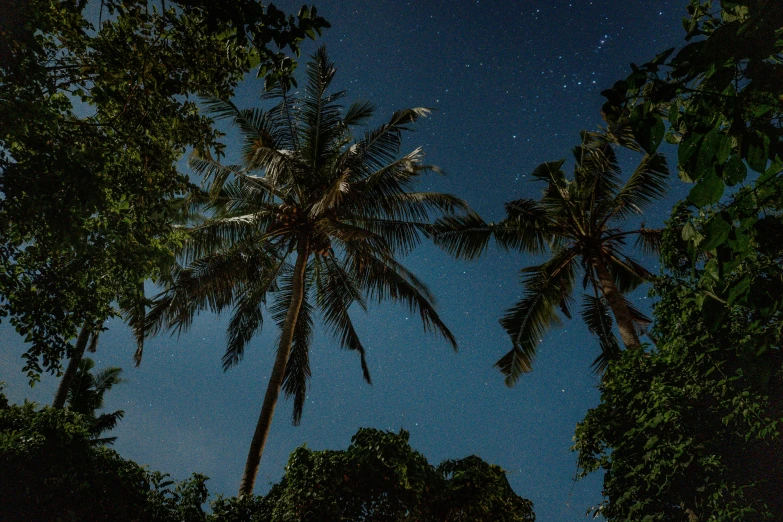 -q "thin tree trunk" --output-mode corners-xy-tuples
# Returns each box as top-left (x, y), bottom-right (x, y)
(52, 326), (91, 409)
(592, 255), (642, 350)
(238, 237), (309, 497)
